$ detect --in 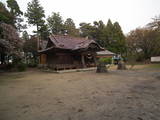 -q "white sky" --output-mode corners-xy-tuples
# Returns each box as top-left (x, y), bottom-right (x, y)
(2, 0), (160, 34)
